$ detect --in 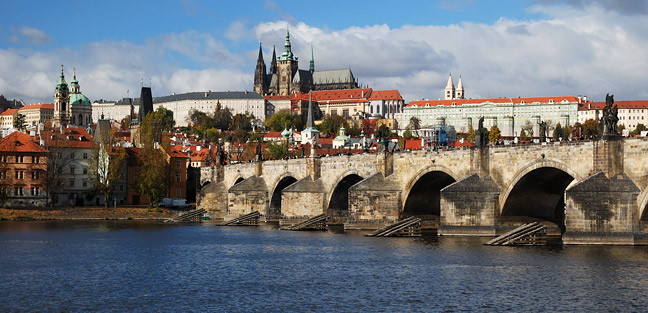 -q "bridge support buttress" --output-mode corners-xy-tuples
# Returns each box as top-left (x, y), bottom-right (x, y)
(564, 139), (642, 244)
